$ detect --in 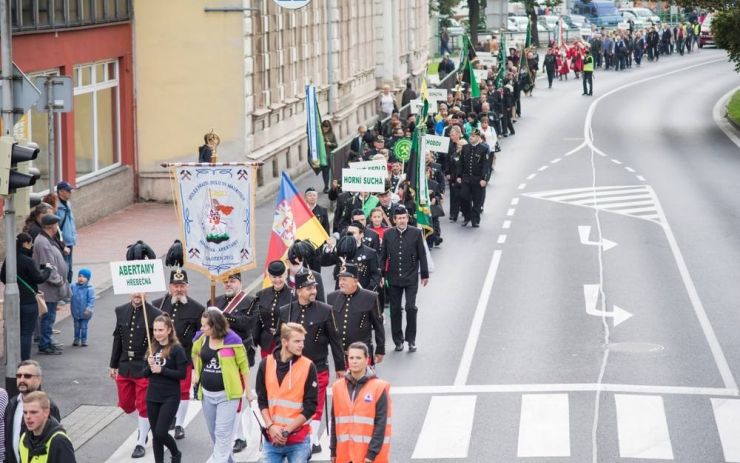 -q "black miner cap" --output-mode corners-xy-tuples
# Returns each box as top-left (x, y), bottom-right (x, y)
(294, 267), (318, 289)
(268, 260), (286, 277)
(170, 269), (188, 284)
(338, 262), (359, 279)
